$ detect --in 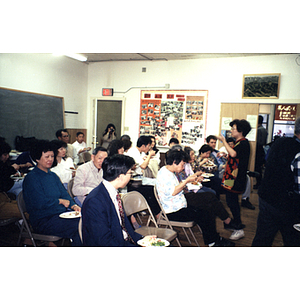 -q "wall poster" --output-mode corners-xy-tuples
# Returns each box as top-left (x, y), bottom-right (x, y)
(139, 90), (208, 149)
